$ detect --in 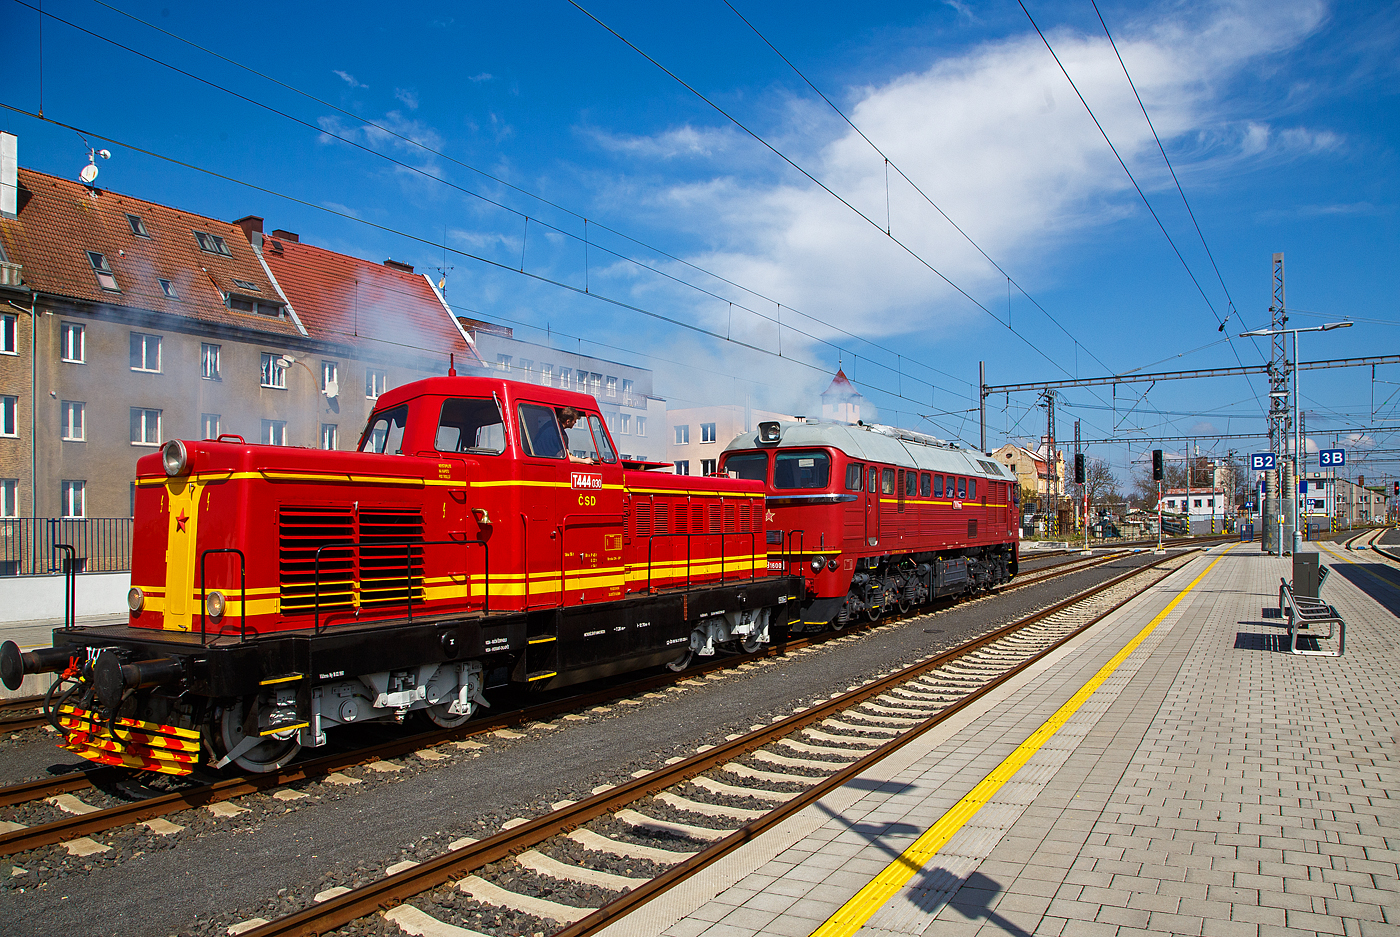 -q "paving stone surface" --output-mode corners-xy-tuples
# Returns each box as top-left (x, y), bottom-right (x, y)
(636, 546), (1399, 937)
